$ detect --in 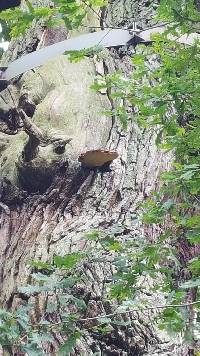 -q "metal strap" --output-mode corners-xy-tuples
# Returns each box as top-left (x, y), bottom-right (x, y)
(1, 29), (134, 81)
(0, 26), (199, 91)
